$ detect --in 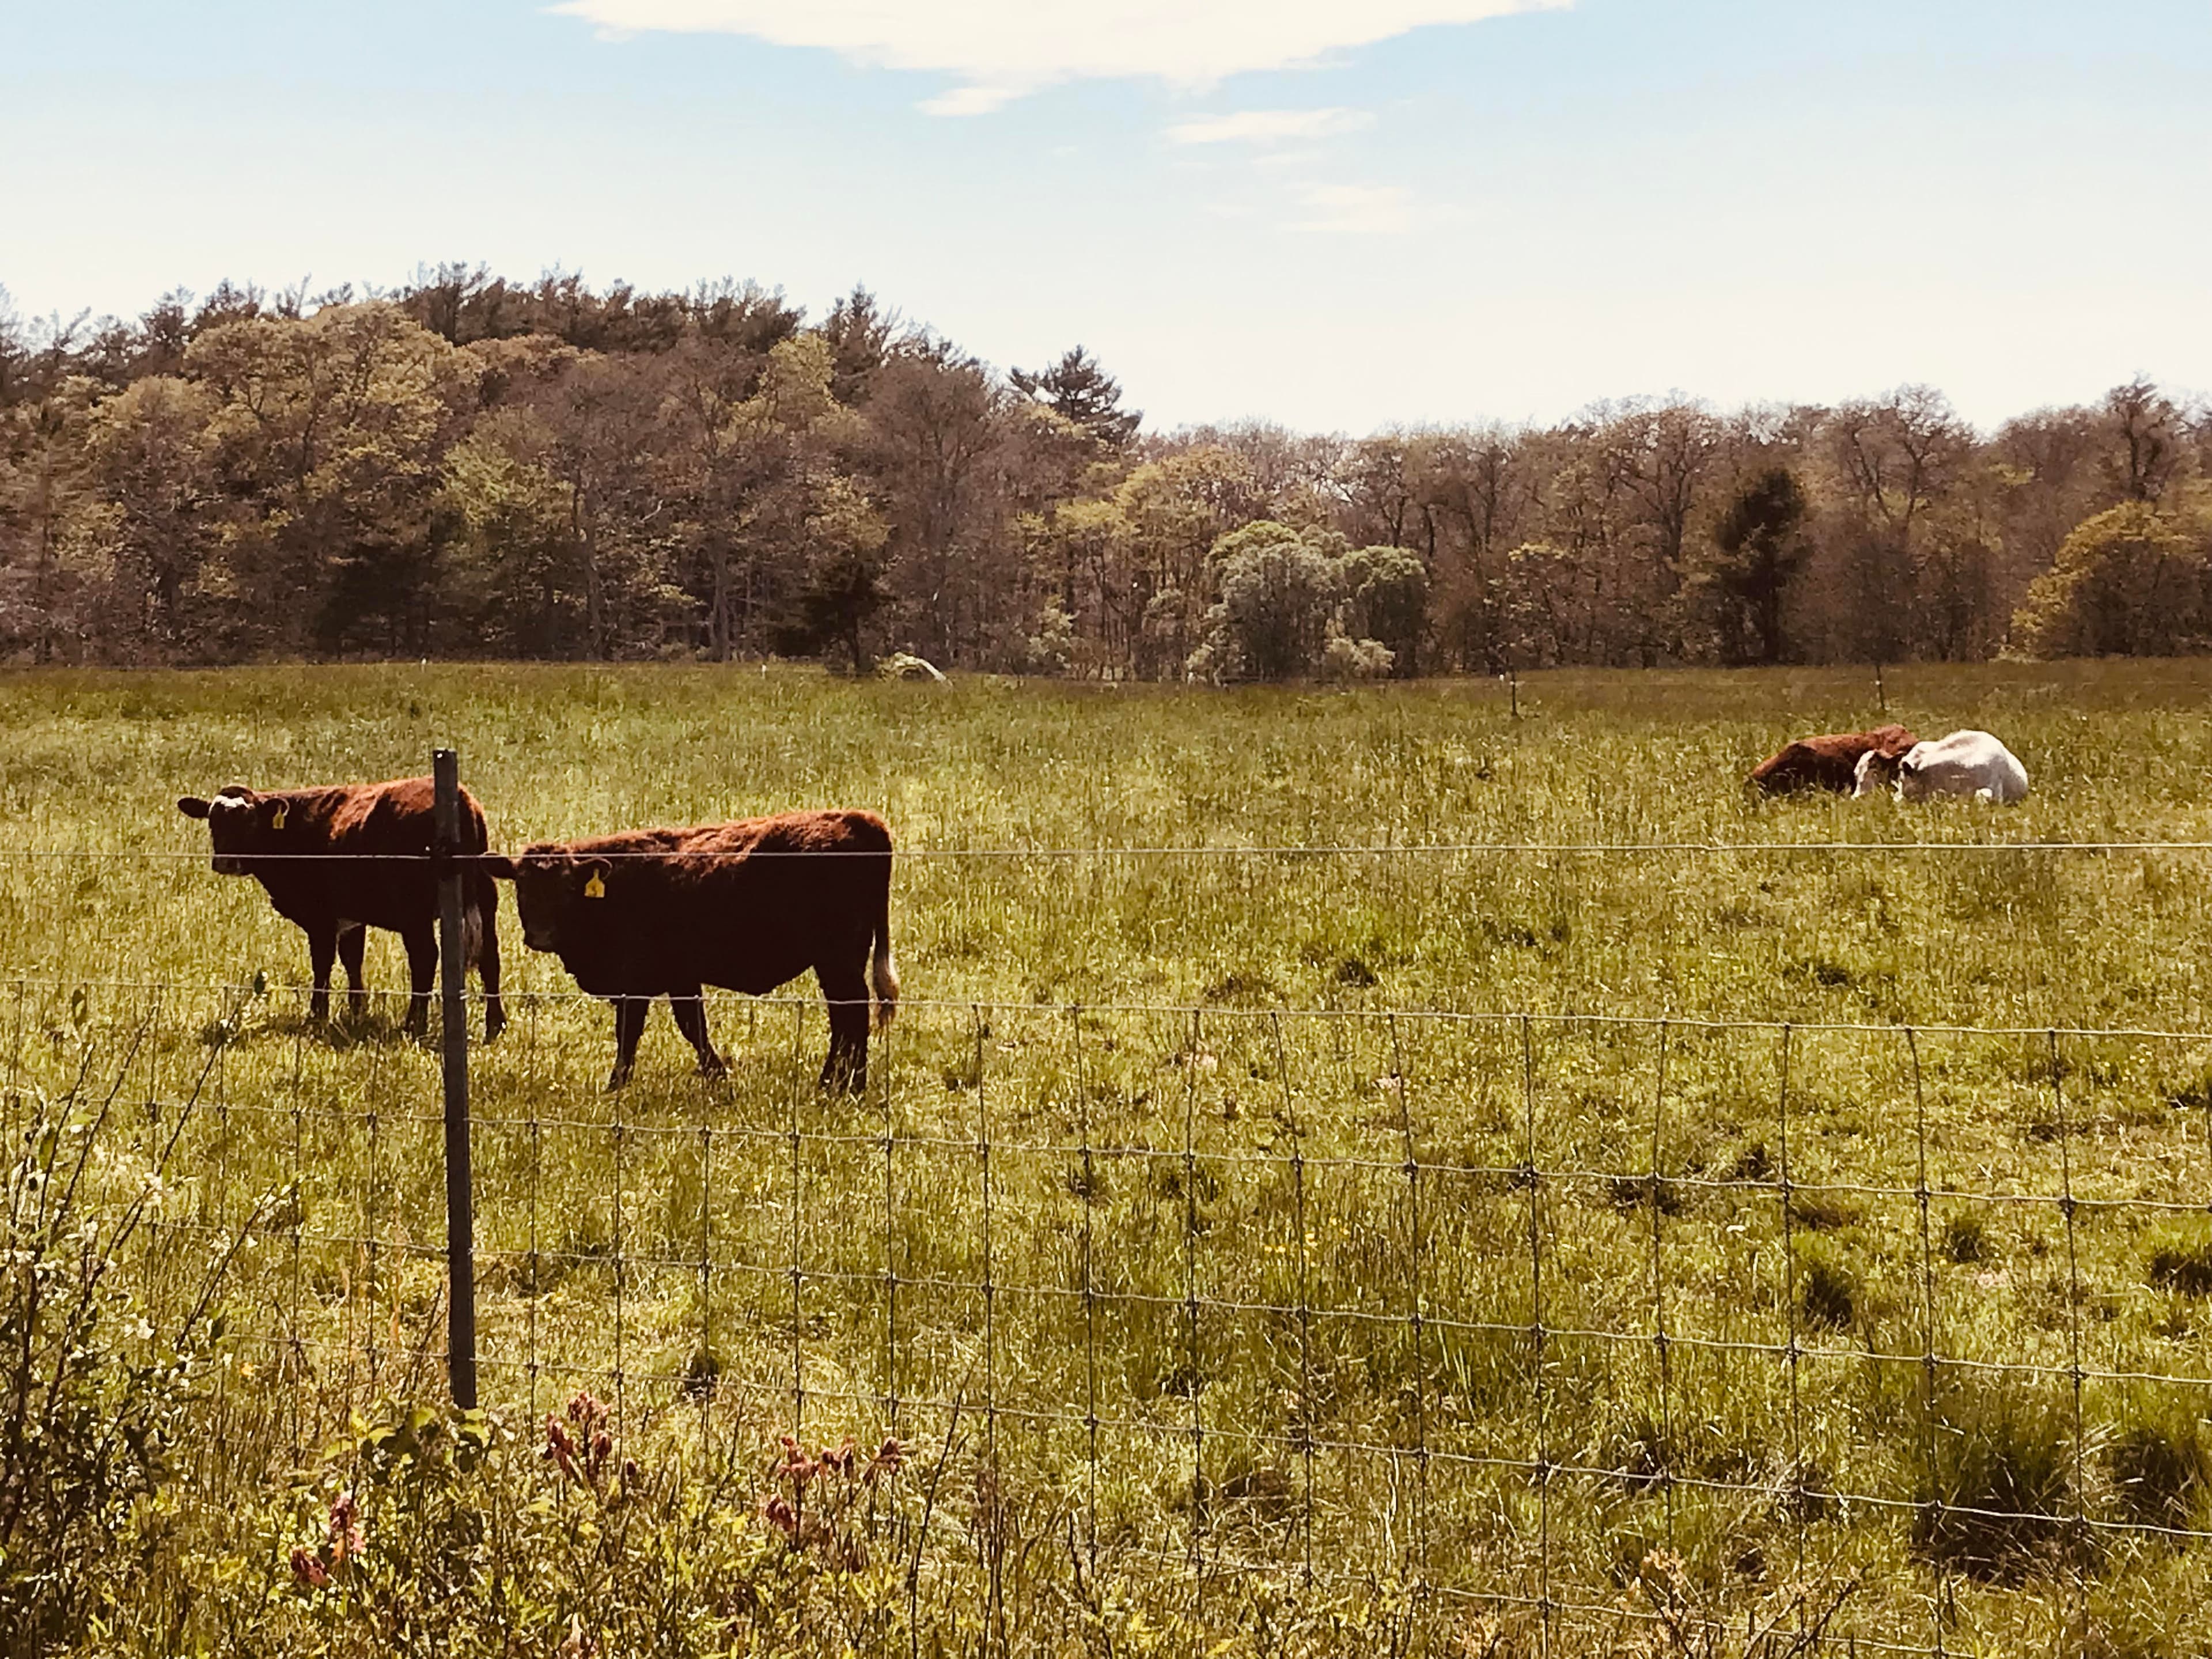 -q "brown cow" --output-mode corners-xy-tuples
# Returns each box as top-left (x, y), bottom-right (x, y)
(177, 778), (506, 1039)
(1747, 725), (1917, 796)
(485, 809), (897, 1093)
